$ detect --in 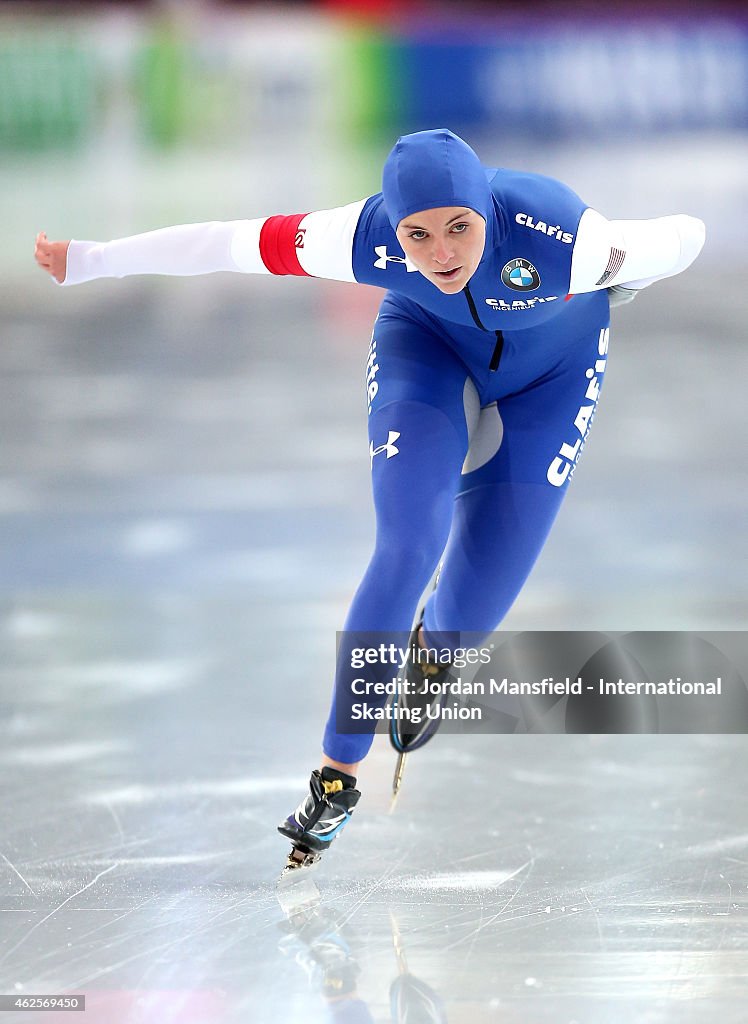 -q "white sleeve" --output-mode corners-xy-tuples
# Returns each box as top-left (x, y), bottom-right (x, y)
(569, 208), (706, 294)
(61, 220), (270, 286)
(60, 198), (369, 287)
